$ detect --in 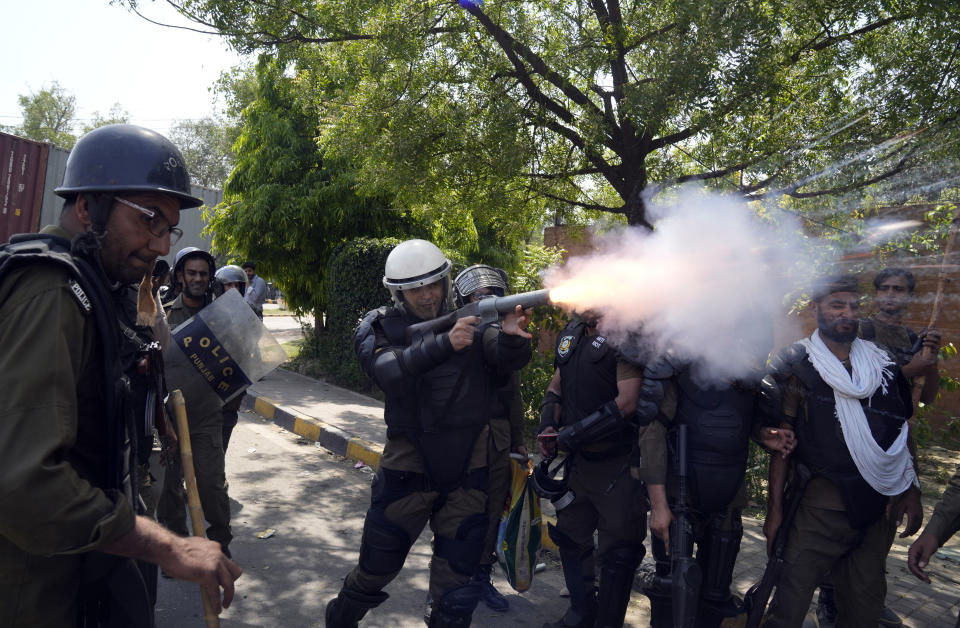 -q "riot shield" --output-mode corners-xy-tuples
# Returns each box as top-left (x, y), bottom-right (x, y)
(164, 289), (286, 420)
